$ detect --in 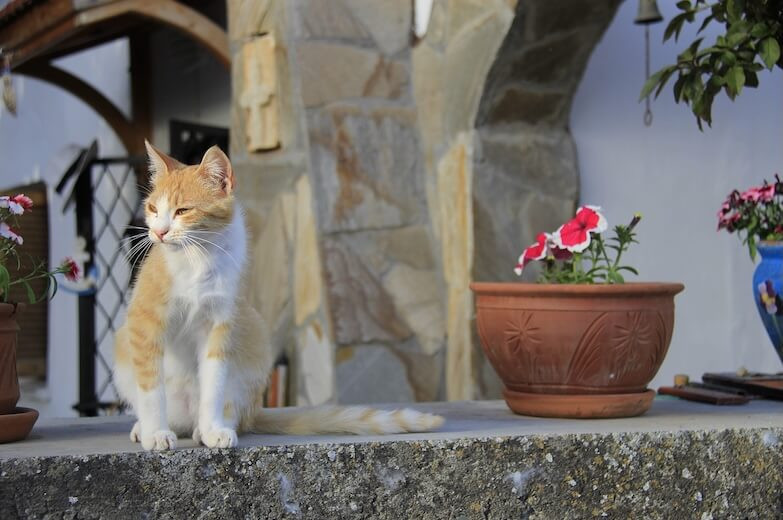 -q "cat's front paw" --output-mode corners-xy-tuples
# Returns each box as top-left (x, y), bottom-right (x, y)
(130, 421), (142, 443)
(141, 429), (177, 451)
(200, 427), (237, 449)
